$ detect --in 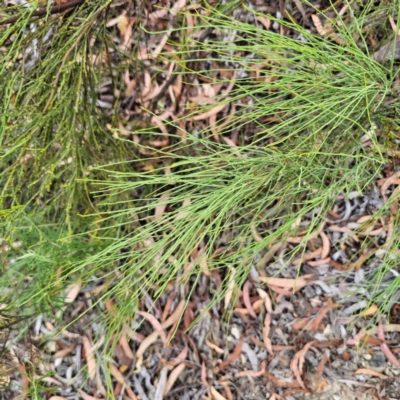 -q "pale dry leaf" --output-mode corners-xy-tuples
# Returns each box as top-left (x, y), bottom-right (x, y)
(210, 386), (228, 400)
(260, 274), (314, 291)
(205, 338), (224, 354)
(256, 15), (271, 30)
(224, 266), (237, 310)
(164, 363), (186, 395)
(109, 363), (138, 400)
(263, 313), (273, 354)
(78, 390), (103, 400)
(319, 231), (330, 259)
(119, 332), (134, 360)
(161, 300), (185, 329)
(154, 367), (168, 400)
(193, 102), (228, 121)
(355, 368), (388, 379)
(137, 311), (167, 344)
(135, 331), (159, 365)
(64, 282), (81, 303)
(82, 336), (96, 381)
(257, 288), (274, 313)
